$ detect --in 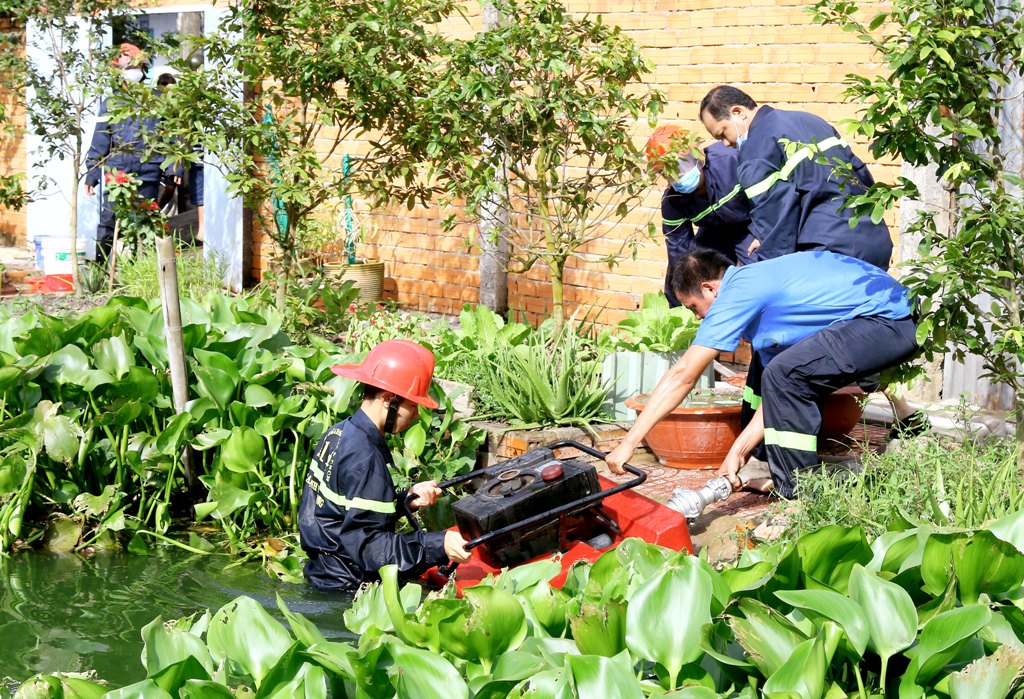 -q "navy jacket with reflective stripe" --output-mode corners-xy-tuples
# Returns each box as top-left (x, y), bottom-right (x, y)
(85, 94), (183, 187)
(661, 142), (756, 266)
(298, 409), (447, 592)
(737, 106), (893, 269)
